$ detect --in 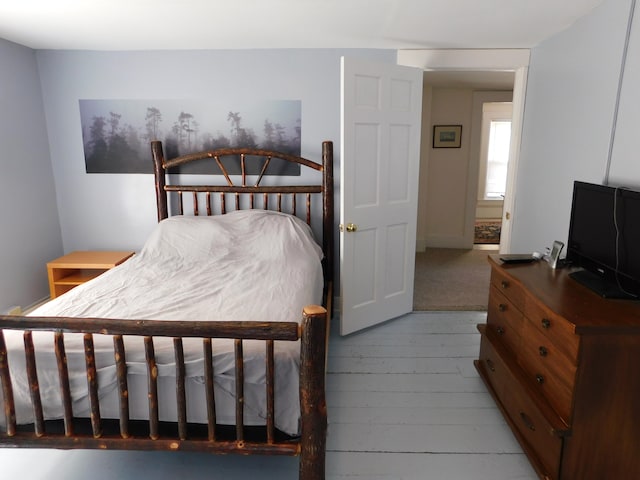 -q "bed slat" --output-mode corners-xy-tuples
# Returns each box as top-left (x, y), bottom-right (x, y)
(113, 335), (130, 439)
(84, 333), (102, 438)
(266, 339), (275, 444)
(0, 331), (16, 436)
(192, 192), (199, 215)
(174, 338), (187, 440)
(234, 339), (244, 442)
(241, 154), (246, 187)
(220, 192), (226, 214)
(203, 338), (216, 441)
(23, 331), (45, 436)
(54, 331), (74, 436)
(206, 192), (212, 216)
(144, 336), (159, 440)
